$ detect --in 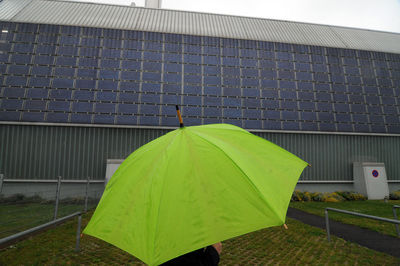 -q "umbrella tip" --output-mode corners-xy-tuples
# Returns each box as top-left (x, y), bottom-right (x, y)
(283, 224), (288, 230)
(175, 105), (184, 128)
